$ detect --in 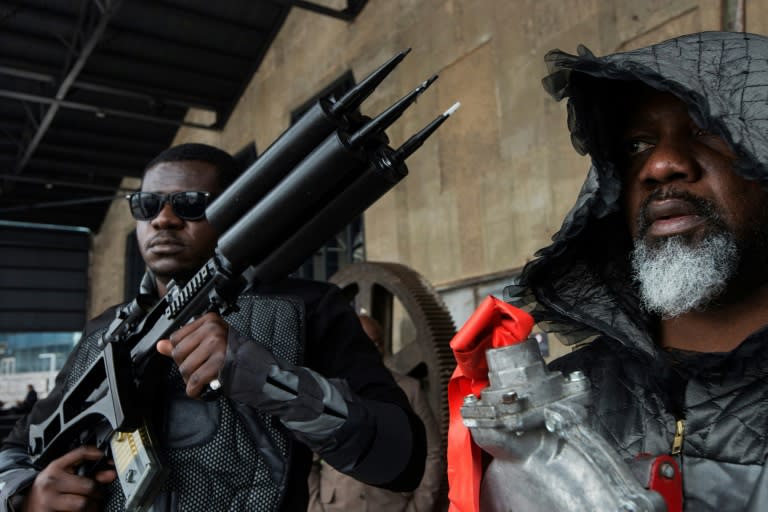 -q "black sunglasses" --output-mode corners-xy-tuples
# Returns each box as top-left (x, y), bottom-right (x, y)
(126, 191), (212, 221)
